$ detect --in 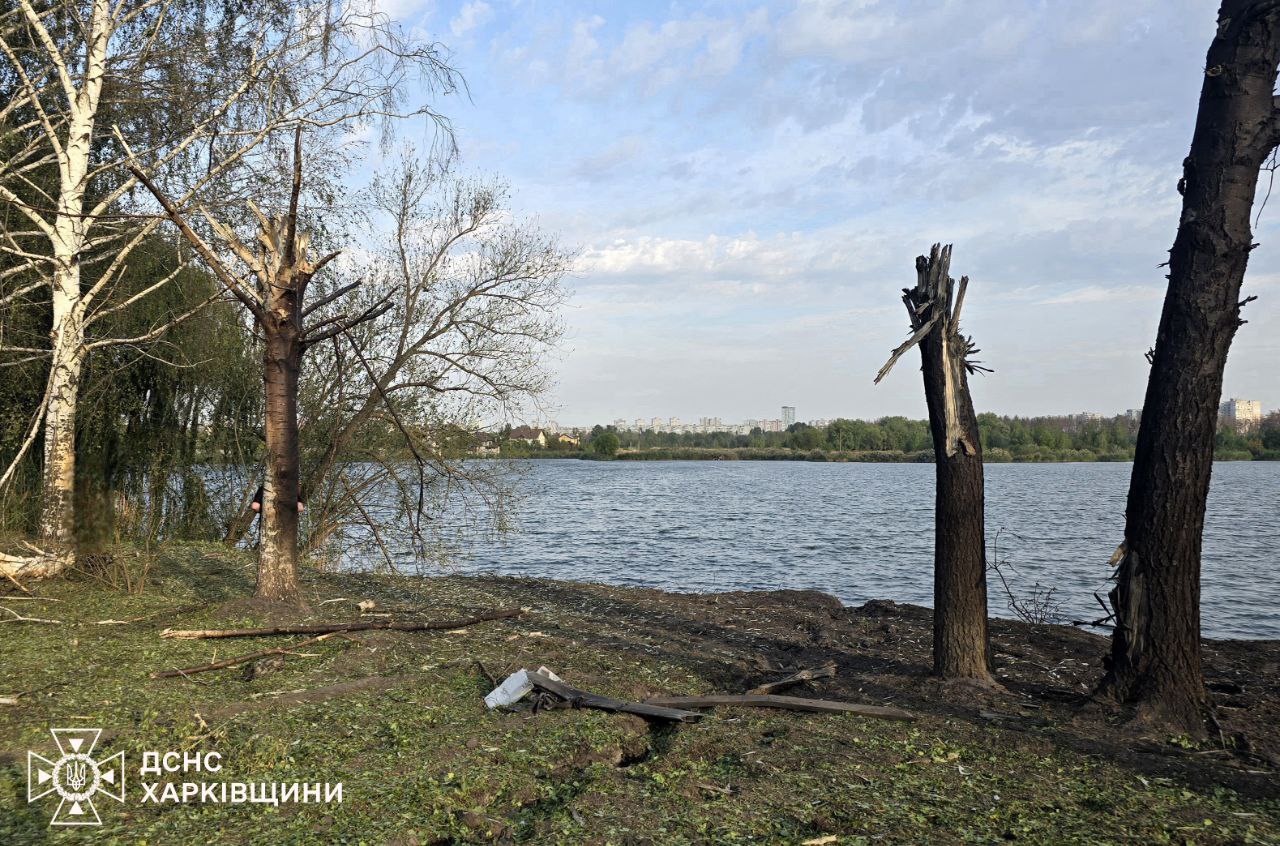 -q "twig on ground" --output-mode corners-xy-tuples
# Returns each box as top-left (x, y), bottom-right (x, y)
(472, 659), (498, 688)
(160, 608), (524, 639)
(645, 694), (915, 721)
(151, 633), (339, 679)
(748, 663), (837, 695)
(4, 571), (32, 594)
(0, 605), (62, 624)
